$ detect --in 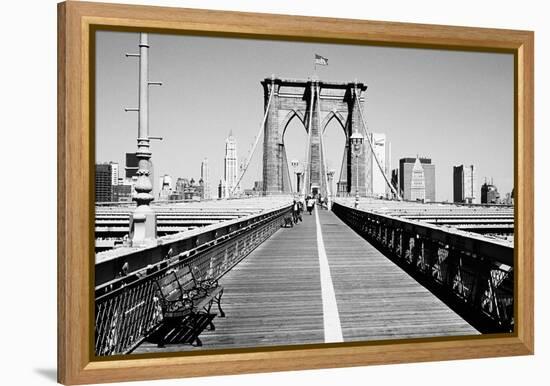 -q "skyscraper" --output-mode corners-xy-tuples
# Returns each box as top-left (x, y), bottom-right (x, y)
(218, 179), (225, 199)
(158, 174), (173, 201)
(124, 152), (139, 179)
(110, 162), (119, 186)
(399, 157), (436, 201)
(481, 180), (500, 204)
(95, 163), (113, 202)
(201, 158), (211, 199)
(112, 184), (132, 202)
(410, 157), (426, 201)
(453, 164), (477, 203)
(223, 131), (238, 197)
(391, 168), (400, 196)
